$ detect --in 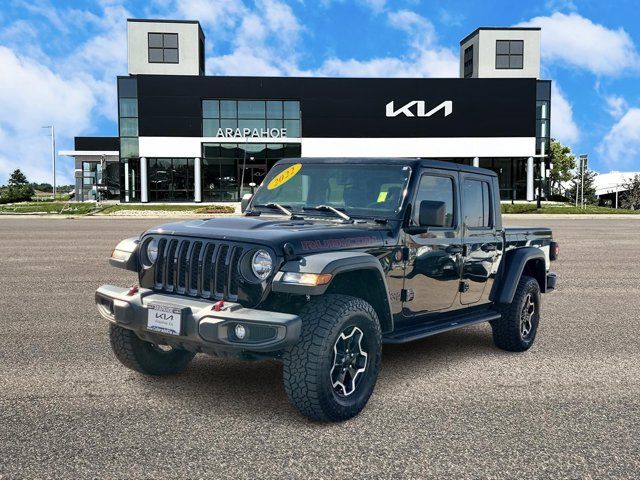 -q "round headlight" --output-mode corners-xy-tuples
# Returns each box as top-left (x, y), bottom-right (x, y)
(251, 249), (273, 281)
(146, 238), (159, 264)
